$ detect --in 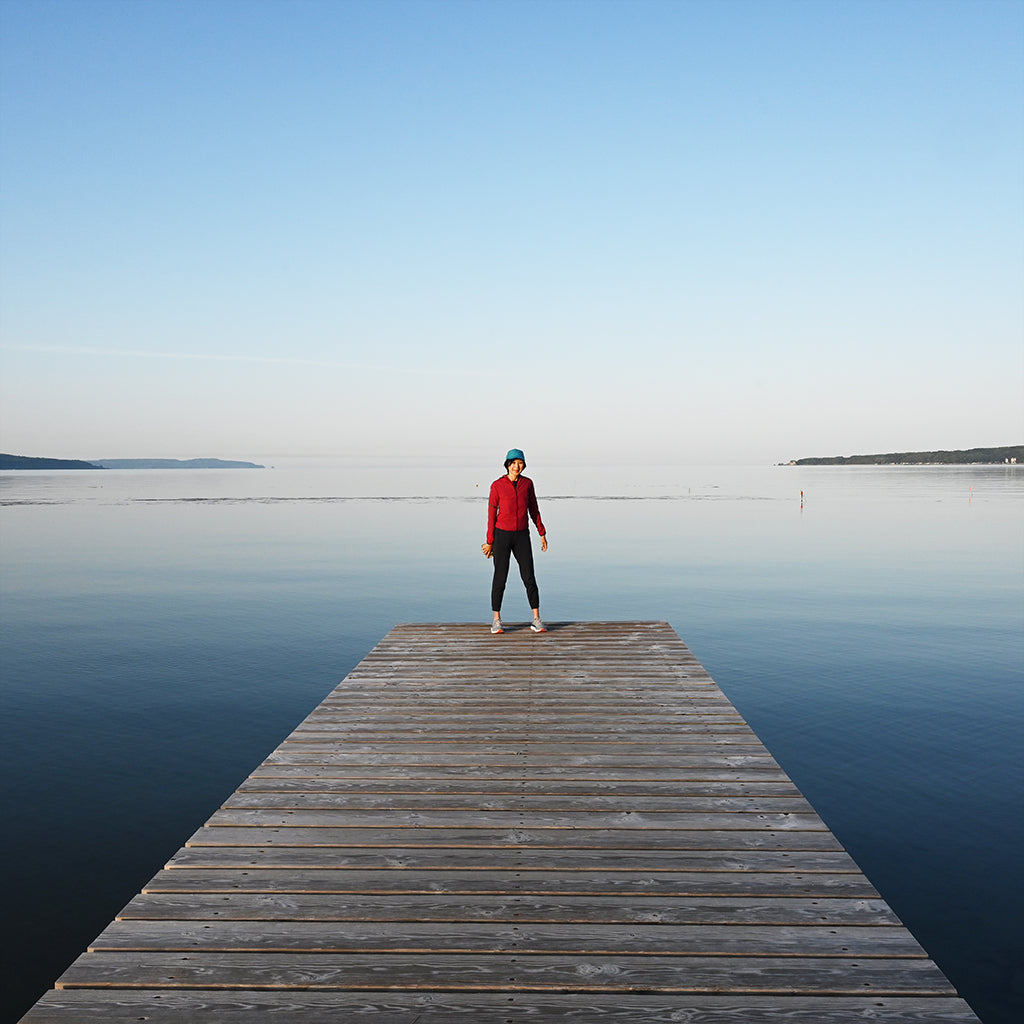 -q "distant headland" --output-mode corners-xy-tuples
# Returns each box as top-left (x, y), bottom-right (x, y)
(0, 454), (102, 470)
(91, 458), (265, 469)
(784, 445), (1021, 466)
(1, 454), (265, 470)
